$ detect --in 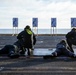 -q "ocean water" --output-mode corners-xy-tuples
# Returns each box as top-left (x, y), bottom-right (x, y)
(0, 29), (71, 34)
